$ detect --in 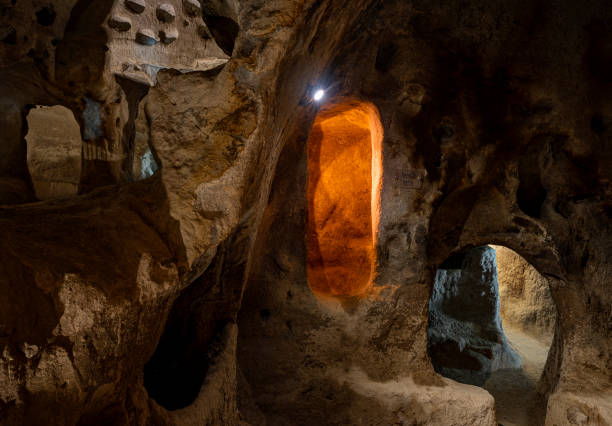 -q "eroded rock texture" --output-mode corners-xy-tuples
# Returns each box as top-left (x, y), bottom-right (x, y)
(0, 0), (610, 425)
(106, 0), (229, 85)
(25, 105), (82, 200)
(493, 244), (557, 342)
